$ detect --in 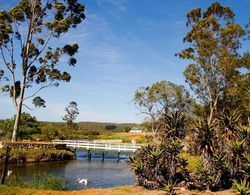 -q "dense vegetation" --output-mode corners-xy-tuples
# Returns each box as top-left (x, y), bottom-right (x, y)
(0, 113), (137, 142)
(130, 2), (249, 194)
